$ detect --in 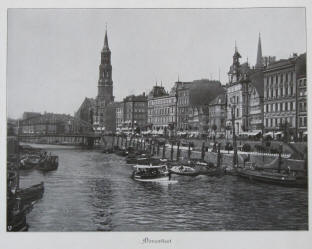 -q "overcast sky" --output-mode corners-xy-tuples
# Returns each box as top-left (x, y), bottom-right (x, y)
(7, 8), (306, 119)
